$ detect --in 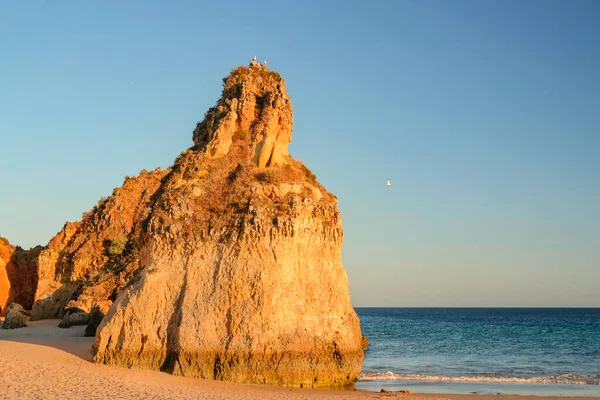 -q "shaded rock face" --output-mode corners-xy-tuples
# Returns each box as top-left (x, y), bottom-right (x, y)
(93, 62), (364, 387)
(7, 247), (42, 309)
(84, 302), (111, 337)
(30, 168), (168, 321)
(30, 221), (80, 320)
(2, 302), (27, 329)
(0, 237), (41, 314)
